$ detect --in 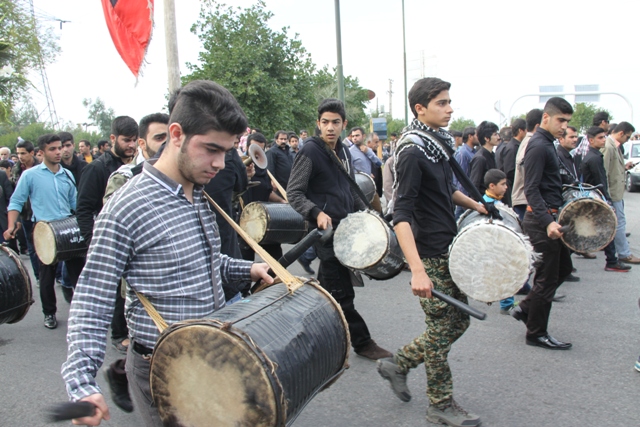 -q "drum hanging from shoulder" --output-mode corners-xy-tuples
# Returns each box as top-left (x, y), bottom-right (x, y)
(558, 185), (616, 253)
(354, 172), (376, 204)
(239, 202), (308, 245)
(449, 205), (535, 303)
(34, 217), (87, 265)
(0, 245), (34, 324)
(150, 279), (350, 427)
(334, 210), (405, 280)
